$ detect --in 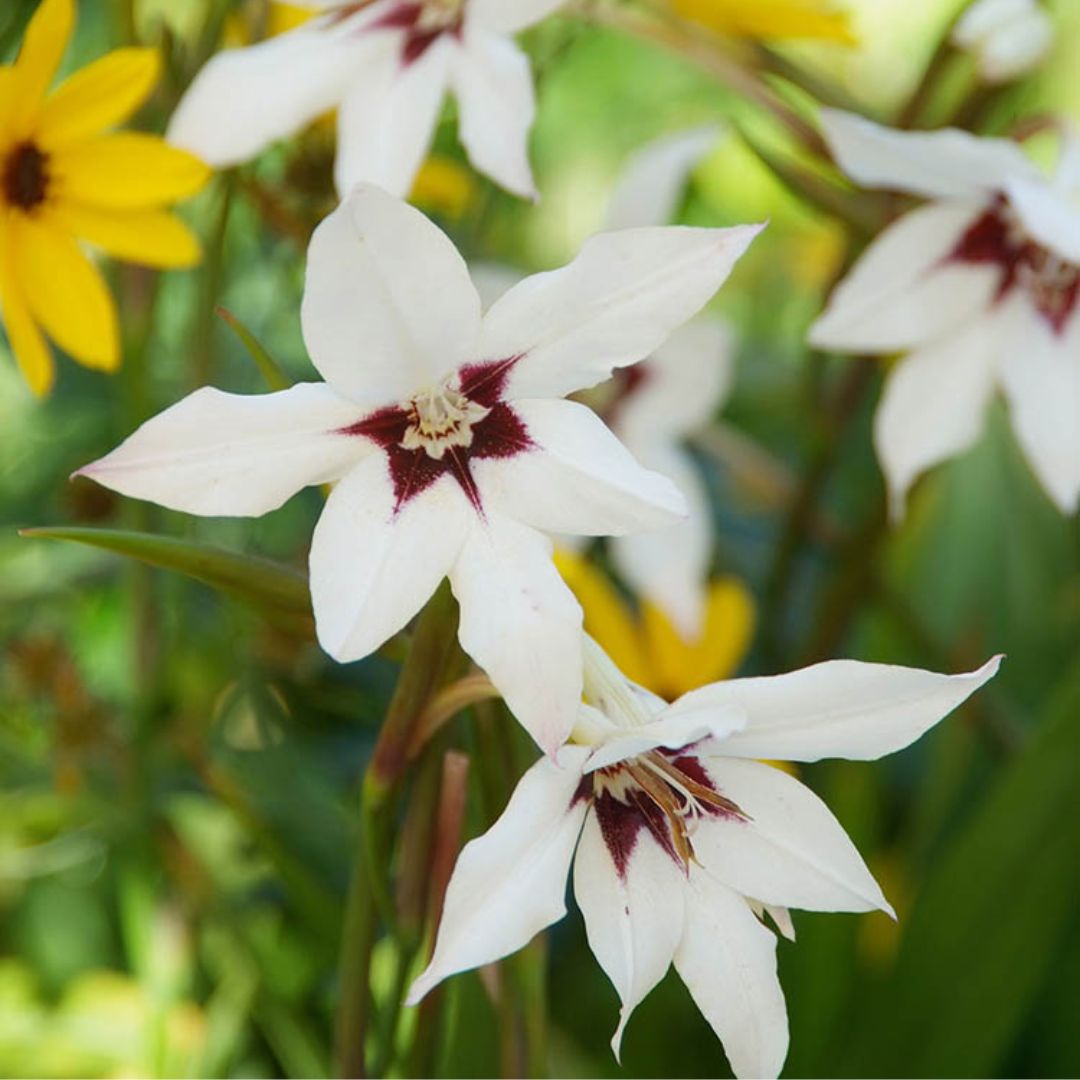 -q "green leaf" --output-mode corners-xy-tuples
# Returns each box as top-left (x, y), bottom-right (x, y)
(21, 526), (312, 632)
(834, 670), (1080, 1076)
(217, 306), (293, 392)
